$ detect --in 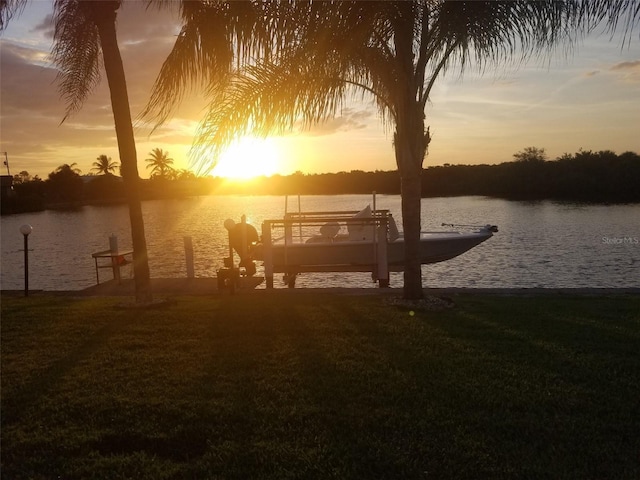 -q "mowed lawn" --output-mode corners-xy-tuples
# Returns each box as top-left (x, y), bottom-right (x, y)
(1, 292), (639, 479)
